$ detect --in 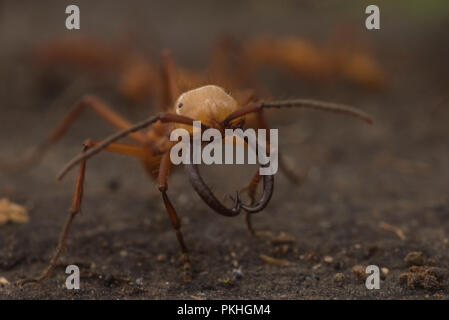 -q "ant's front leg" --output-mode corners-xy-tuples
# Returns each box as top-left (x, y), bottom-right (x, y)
(157, 152), (192, 282)
(239, 171), (261, 236)
(17, 140), (91, 287)
(253, 110), (305, 185)
(0, 95), (147, 172)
